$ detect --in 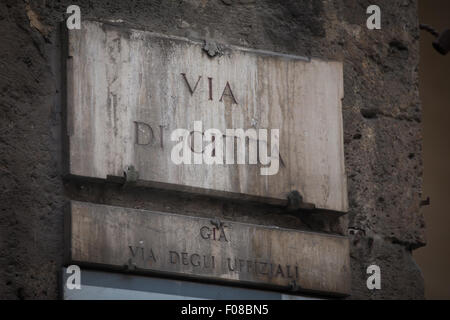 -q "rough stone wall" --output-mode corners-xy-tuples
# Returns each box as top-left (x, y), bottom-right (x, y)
(0, 0), (424, 299)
